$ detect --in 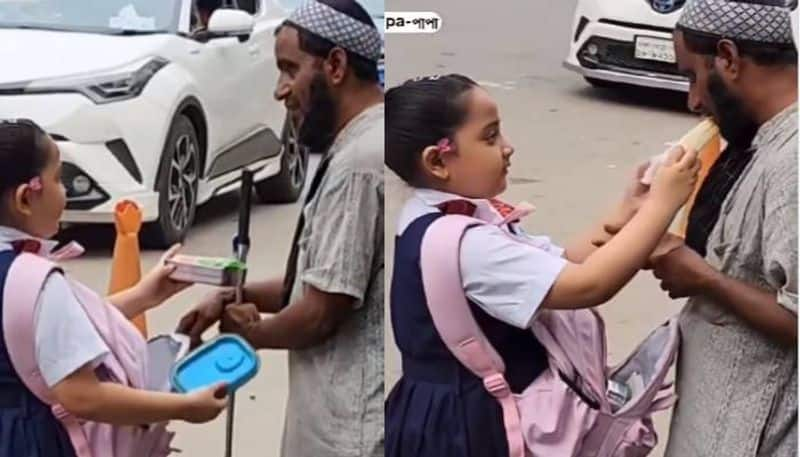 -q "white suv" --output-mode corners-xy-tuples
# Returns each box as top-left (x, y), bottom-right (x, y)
(0, 0), (307, 247)
(564, 0), (689, 92)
